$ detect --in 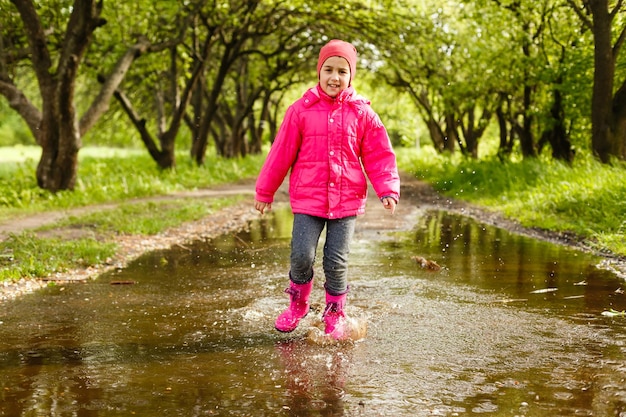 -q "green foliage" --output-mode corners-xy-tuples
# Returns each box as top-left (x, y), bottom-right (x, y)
(0, 233), (116, 281)
(81, 110), (144, 148)
(357, 72), (425, 147)
(374, 0), (600, 157)
(397, 147), (626, 256)
(1, 0), (616, 163)
(0, 102), (34, 146)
